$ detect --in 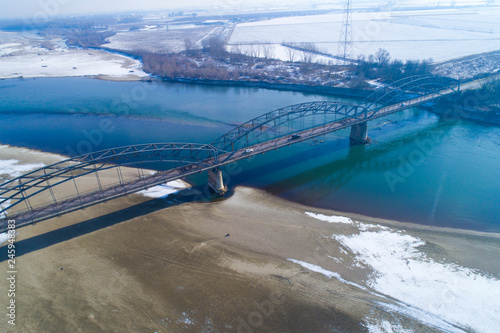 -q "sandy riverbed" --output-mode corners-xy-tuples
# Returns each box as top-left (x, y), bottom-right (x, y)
(1, 146), (500, 332)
